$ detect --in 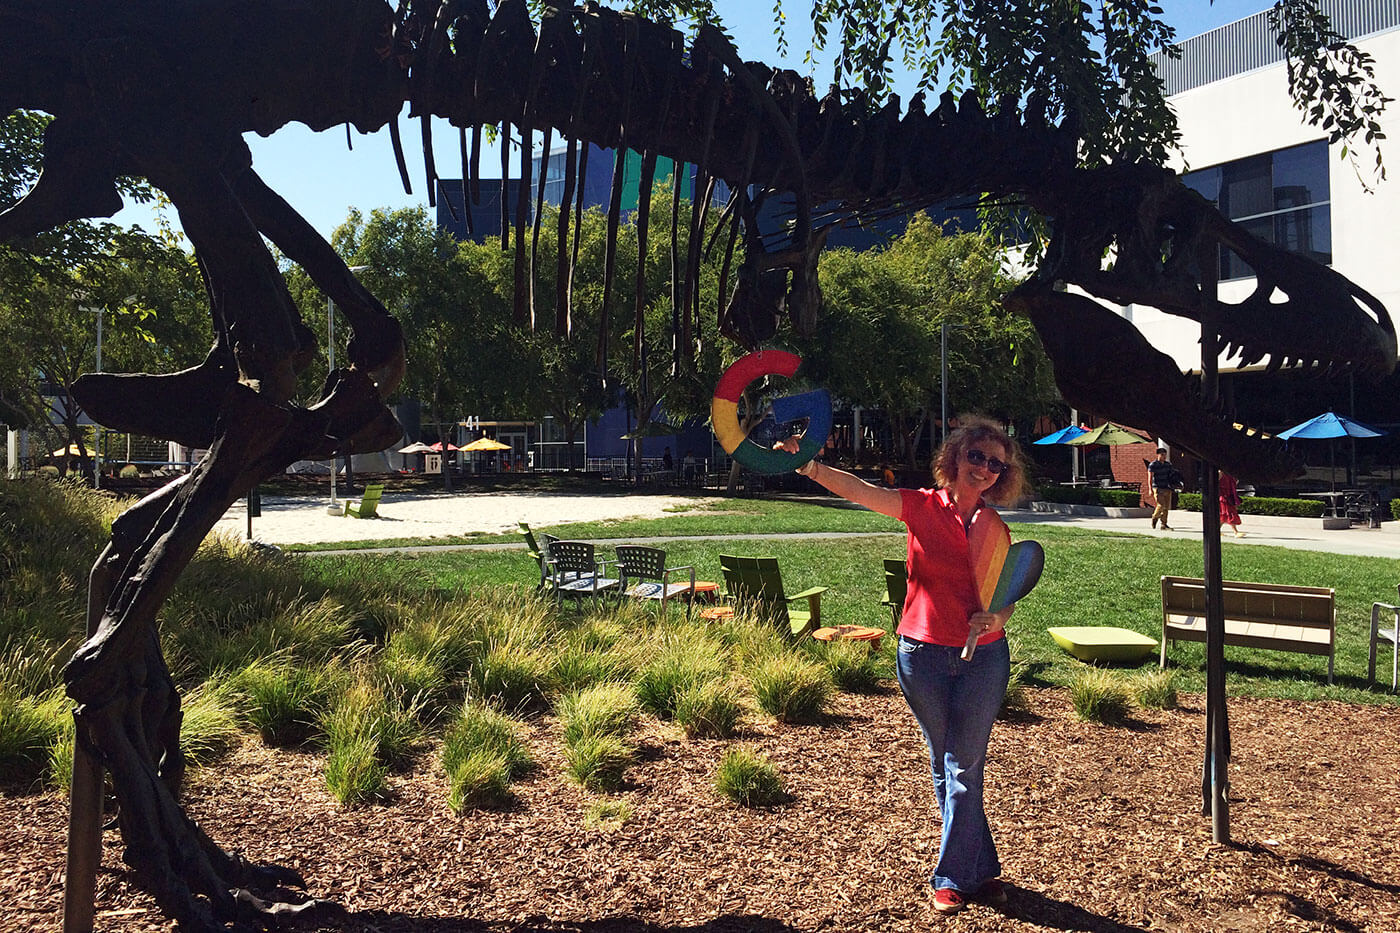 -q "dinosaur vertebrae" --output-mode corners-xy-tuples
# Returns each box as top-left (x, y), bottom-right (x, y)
(384, 0), (1079, 349)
